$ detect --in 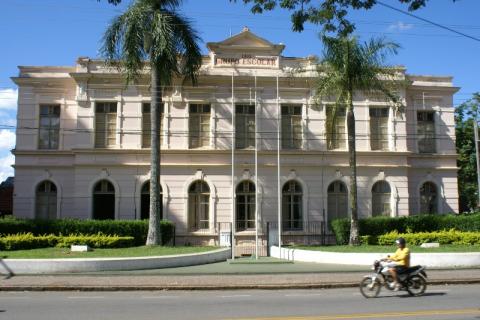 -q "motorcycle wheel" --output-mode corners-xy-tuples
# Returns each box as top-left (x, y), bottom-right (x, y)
(359, 277), (381, 298)
(406, 275), (427, 296)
